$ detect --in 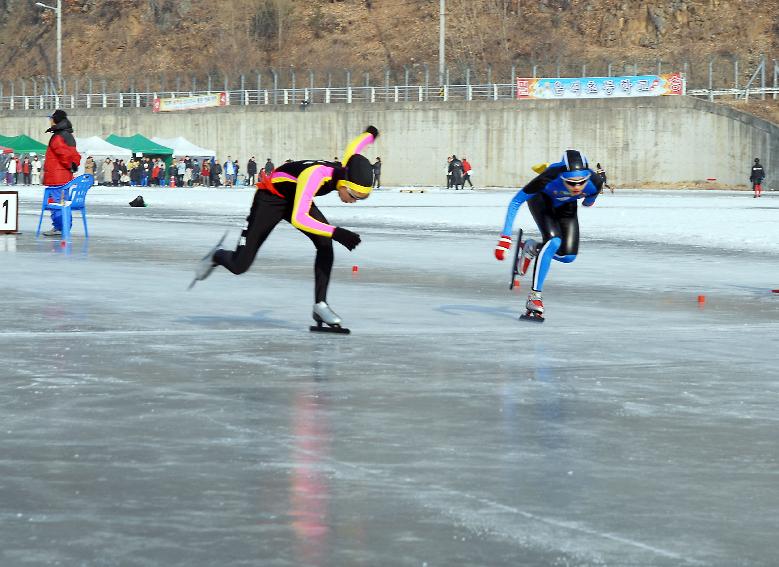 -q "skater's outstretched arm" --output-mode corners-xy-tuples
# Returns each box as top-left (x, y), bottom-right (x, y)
(342, 126), (379, 164)
(498, 167), (560, 239)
